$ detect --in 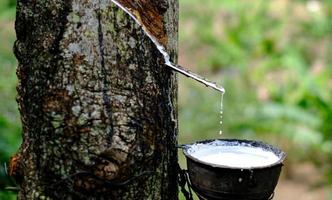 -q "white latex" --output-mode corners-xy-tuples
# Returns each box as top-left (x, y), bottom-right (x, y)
(190, 143), (279, 168)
